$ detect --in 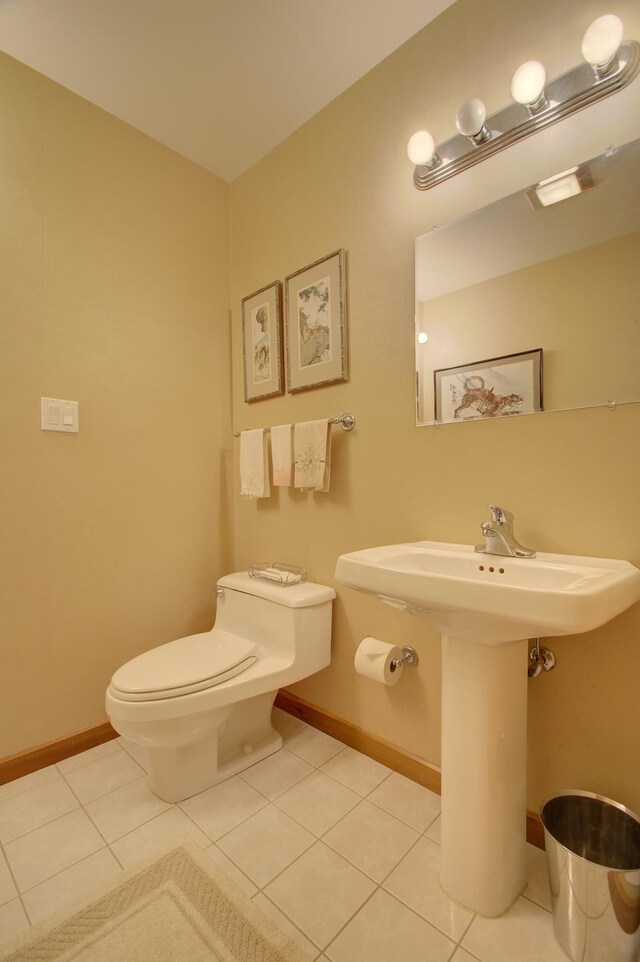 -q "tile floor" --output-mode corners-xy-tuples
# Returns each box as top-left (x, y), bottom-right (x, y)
(0, 710), (566, 961)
